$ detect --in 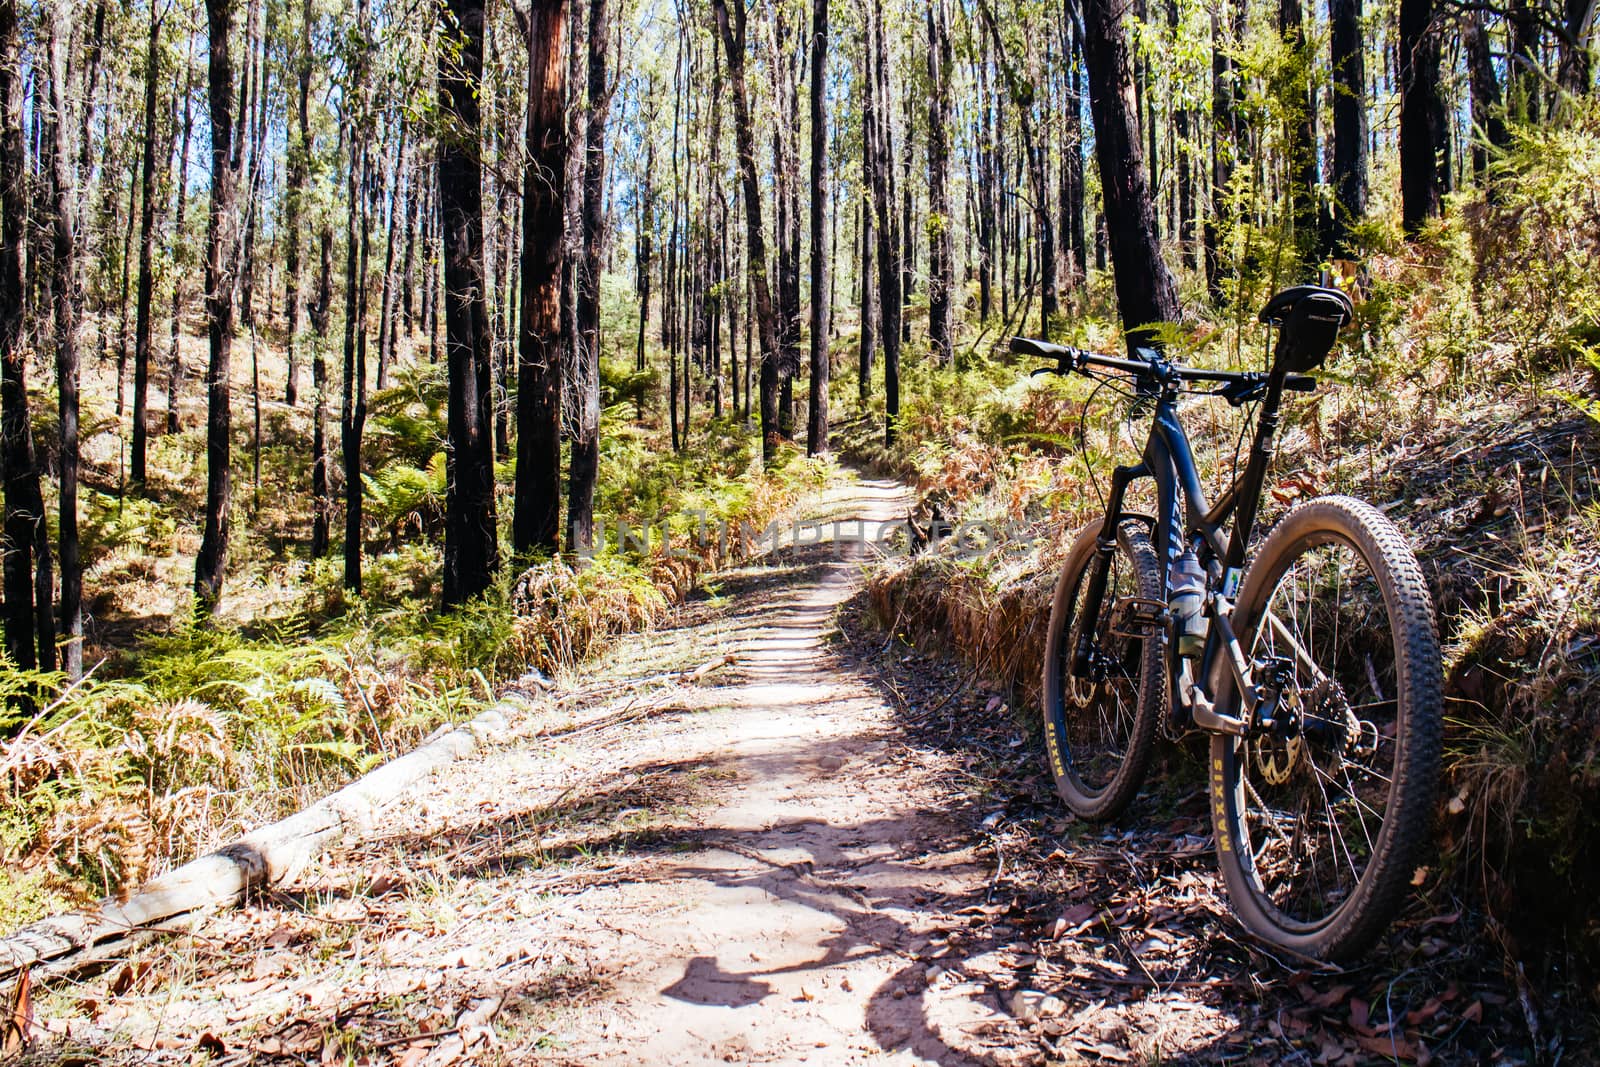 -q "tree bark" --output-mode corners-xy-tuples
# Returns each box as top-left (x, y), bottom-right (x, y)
(807, 0), (830, 452)
(1464, 15), (1509, 184)
(169, 51), (196, 434)
(341, 128), (369, 590)
(131, 4), (164, 488)
(439, 0), (500, 601)
(924, 0), (953, 368)
(514, 0), (567, 555)
(862, 0), (901, 444)
(194, 0), (240, 611)
(1398, 0), (1441, 235)
(713, 0), (783, 465)
(47, 7), (80, 679)
(569, 0), (611, 552)
(1327, 0), (1366, 258)
(284, 0), (315, 408)
(1078, 0), (1180, 344)
(310, 221), (333, 558)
